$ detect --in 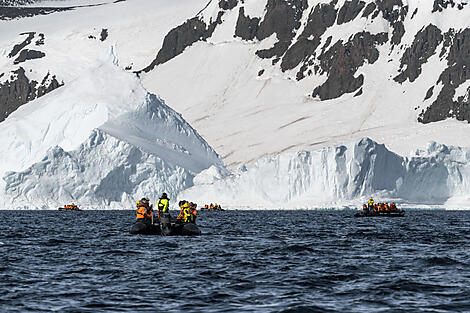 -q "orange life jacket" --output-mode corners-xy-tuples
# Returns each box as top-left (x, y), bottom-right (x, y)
(136, 205), (152, 220)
